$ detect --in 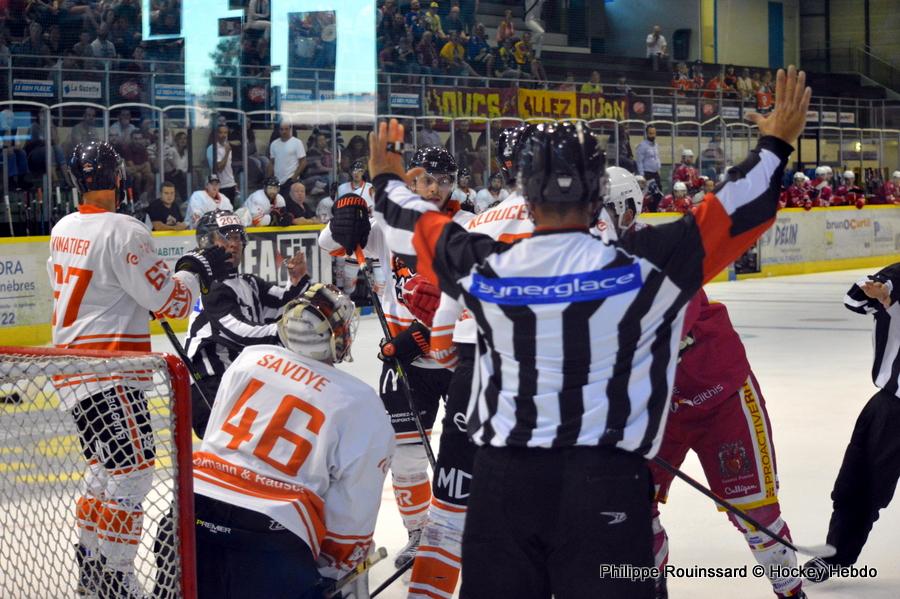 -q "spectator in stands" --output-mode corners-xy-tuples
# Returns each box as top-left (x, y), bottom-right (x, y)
(496, 8), (515, 45)
(379, 42), (398, 72)
(514, 31), (546, 82)
(635, 125), (661, 188)
(466, 22), (493, 76)
(736, 67), (754, 101)
(723, 65), (738, 93)
(378, 0), (397, 31)
(268, 122), (307, 199)
(672, 61), (692, 95)
(581, 70), (603, 93)
(148, 181), (187, 231)
(691, 60), (705, 89)
(302, 132), (333, 196)
(646, 25), (668, 71)
(25, 109), (64, 180)
(90, 22), (117, 60)
(419, 119), (442, 147)
(382, 10), (409, 48)
(446, 119), (482, 181)
(440, 30), (479, 79)
(13, 21), (52, 69)
(424, 1), (447, 41)
(109, 109), (136, 147)
(164, 131), (189, 202)
(72, 29), (94, 64)
(704, 66), (726, 98)
(206, 124), (237, 203)
(286, 181), (319, 225)
(750, 70), (762, 93)
(416, 30), (440, 78)
(445, 5), (467, 37)
(613, 75), (633, 98)
(186, 174), (234, 228)
(701, 134), (725, 178)
(395, 35), (421, 81)
(614, 124), (636, 174)
(0, 32), (9, 66)
(45, 23), (63, 56)
(495, 37), (520, 78)
(68, 107), (100, 154)
(110, 14), (138, 59)
(756, 70), (775, 114)
(122, 119), (155, 203)
(557, 75), (576, 91)
(475, 172), (509, 213)
(340, 135), (368, 177)
(406, 0), (426, 42)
